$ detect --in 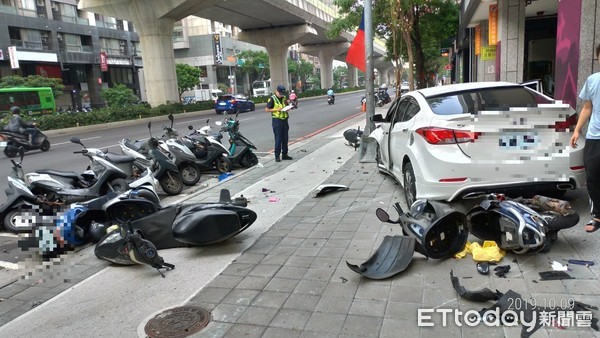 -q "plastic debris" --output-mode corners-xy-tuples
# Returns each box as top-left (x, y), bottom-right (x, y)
(551, 261), (568, 271)
(454, 241), (505, 262)
(567, 259), (595, 266)
(268, 197), (280, 203)
(539, 271), (573, 281)
(218, 172), (234, 181)
(494, 265), (511, 278)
